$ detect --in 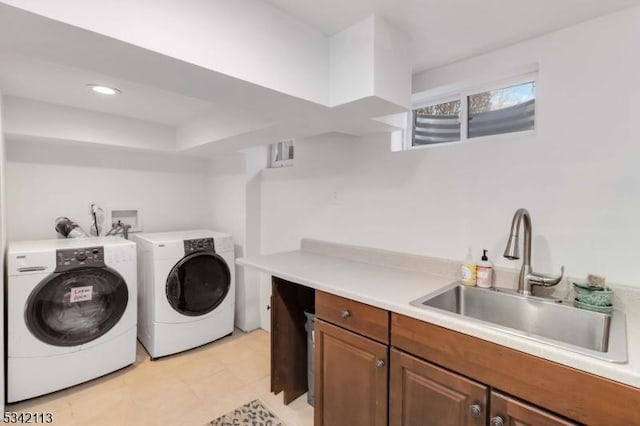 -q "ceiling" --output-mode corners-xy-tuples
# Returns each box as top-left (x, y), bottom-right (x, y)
(0, 1), (637, 156)
(0, 3), (402, 154)
(0, 54), (212, 126)
(266, 0), (639, 71)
